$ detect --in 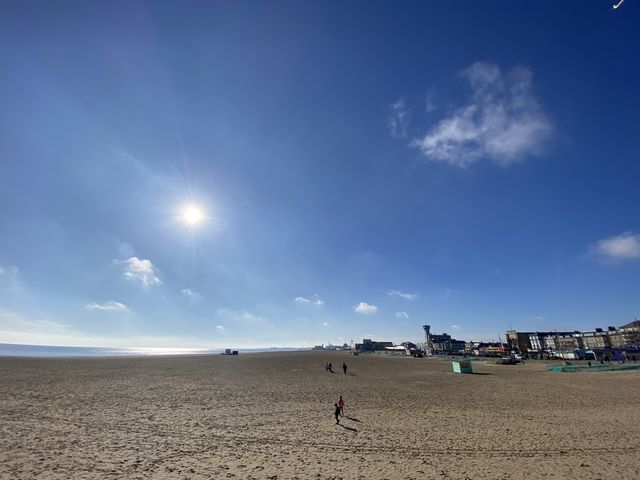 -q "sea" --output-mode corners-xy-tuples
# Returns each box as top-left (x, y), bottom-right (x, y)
(0, 343), (307, 357)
